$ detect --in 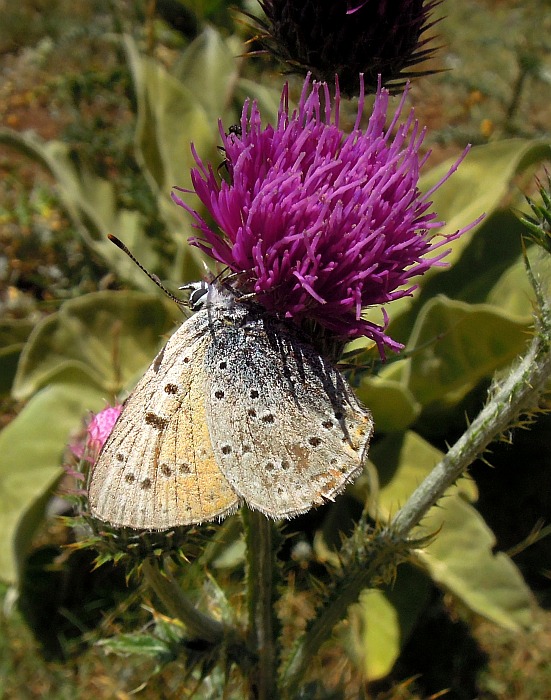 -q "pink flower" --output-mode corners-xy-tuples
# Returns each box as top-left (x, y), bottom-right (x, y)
(173, 75), (479, 357)
(70, 404), (123, 465)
